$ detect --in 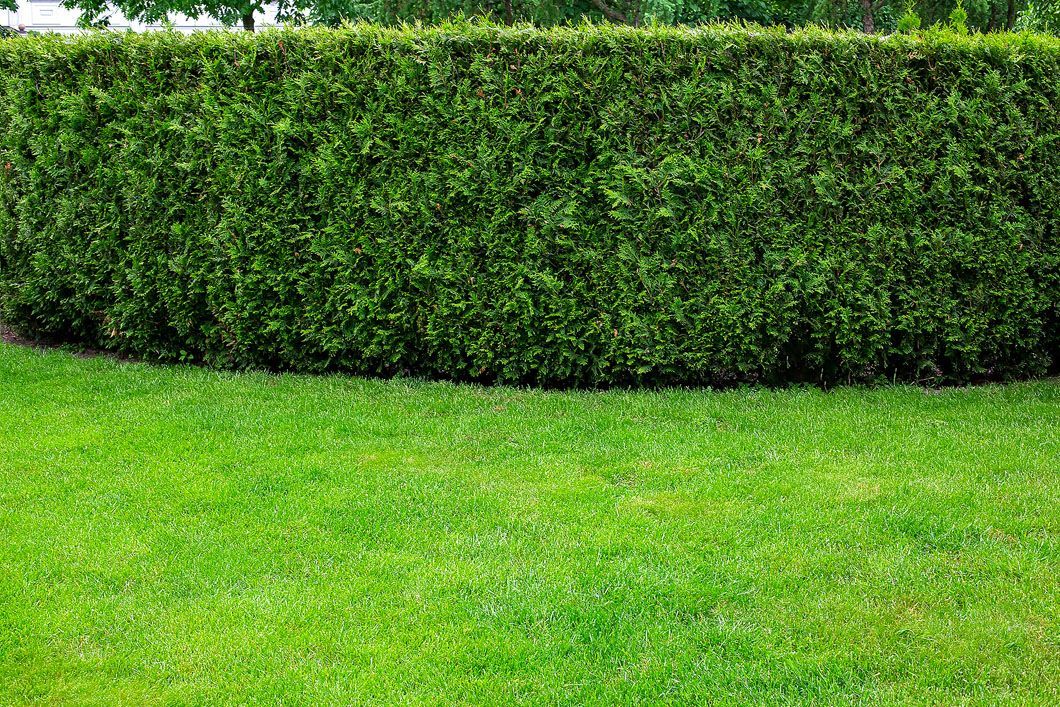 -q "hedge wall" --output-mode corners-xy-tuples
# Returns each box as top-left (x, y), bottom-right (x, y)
(1, 24), (1059, 386)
